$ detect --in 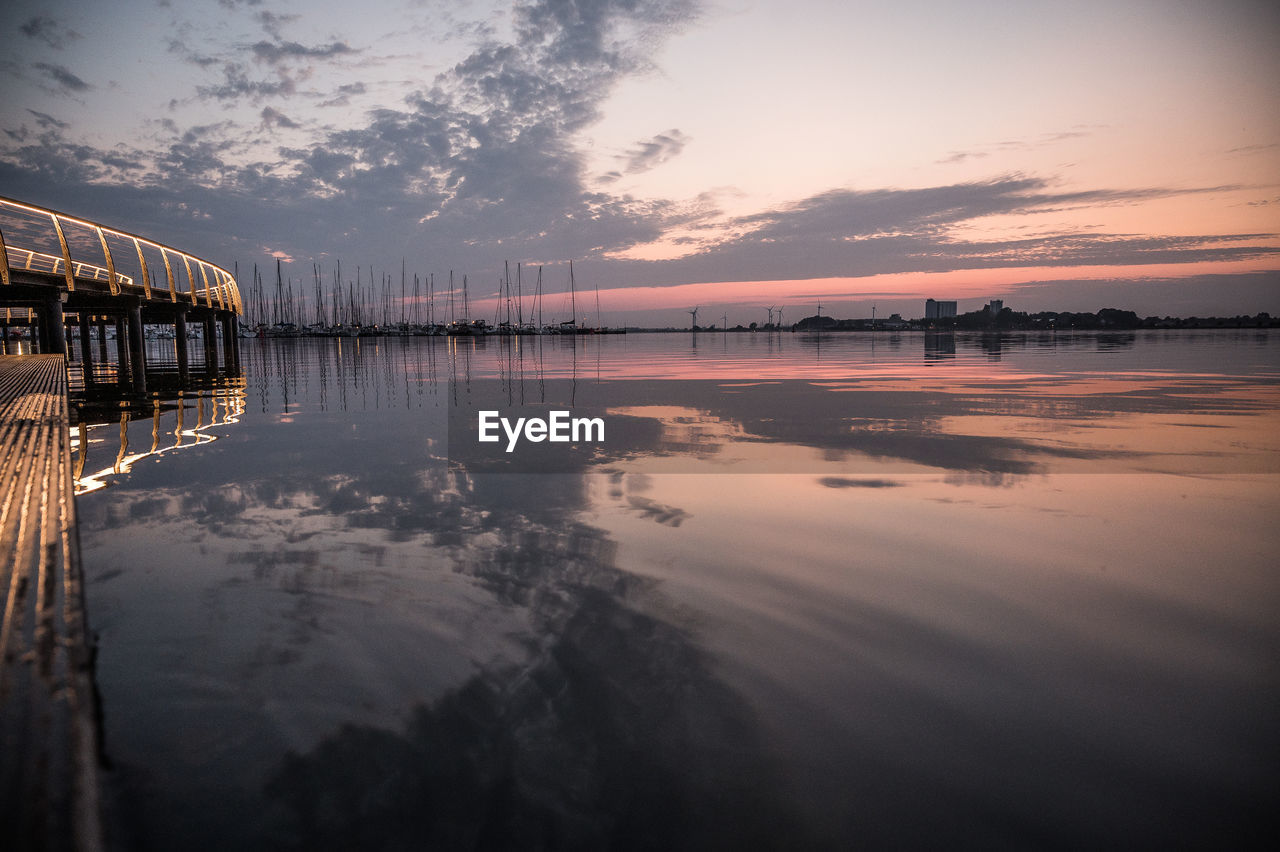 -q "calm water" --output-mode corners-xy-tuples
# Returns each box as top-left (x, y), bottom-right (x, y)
(73, 331), (1278, 849)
